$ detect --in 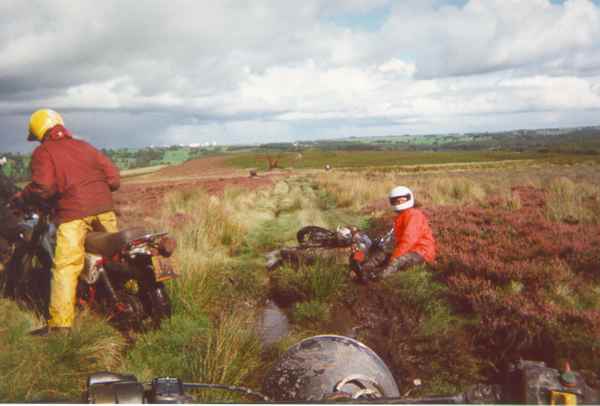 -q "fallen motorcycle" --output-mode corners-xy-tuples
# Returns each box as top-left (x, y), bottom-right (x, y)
(266, 225), (394, 283)
(2, 202), (177, 331)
